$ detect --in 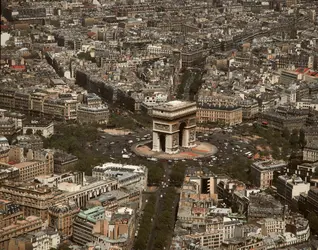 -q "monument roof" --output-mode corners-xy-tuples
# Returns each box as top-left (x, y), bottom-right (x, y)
(153, 101), (196, 111)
